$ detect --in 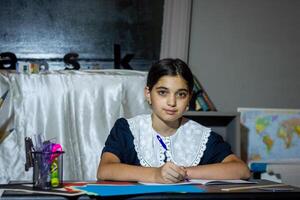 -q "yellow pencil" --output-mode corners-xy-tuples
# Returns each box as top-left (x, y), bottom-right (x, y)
(221, 183), (288, 191)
